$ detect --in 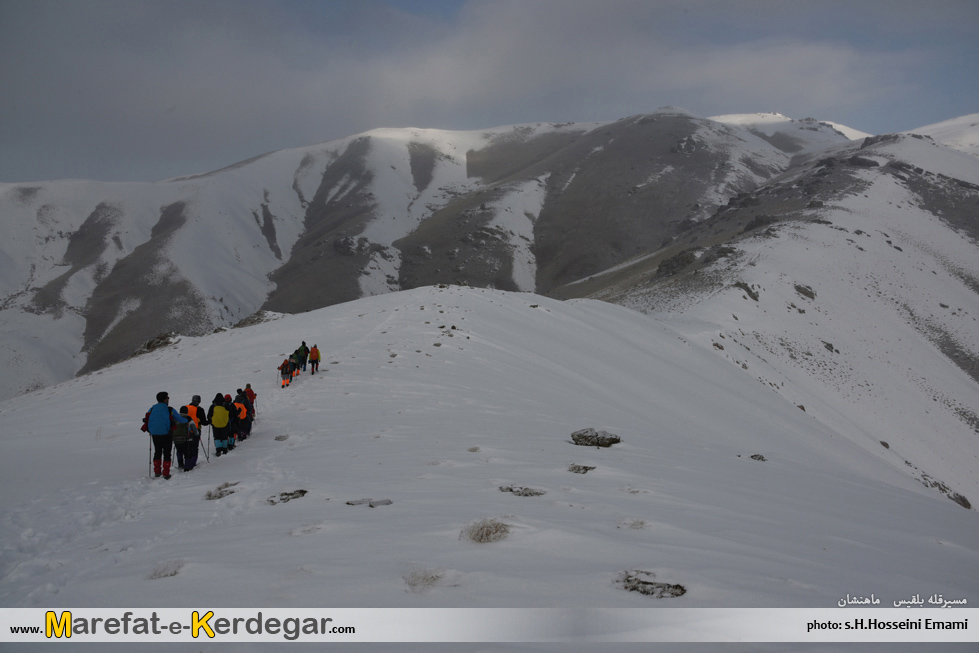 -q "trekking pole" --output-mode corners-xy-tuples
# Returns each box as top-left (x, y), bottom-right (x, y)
(201, 427), (210, 463)
(207, 425), (212, 461)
